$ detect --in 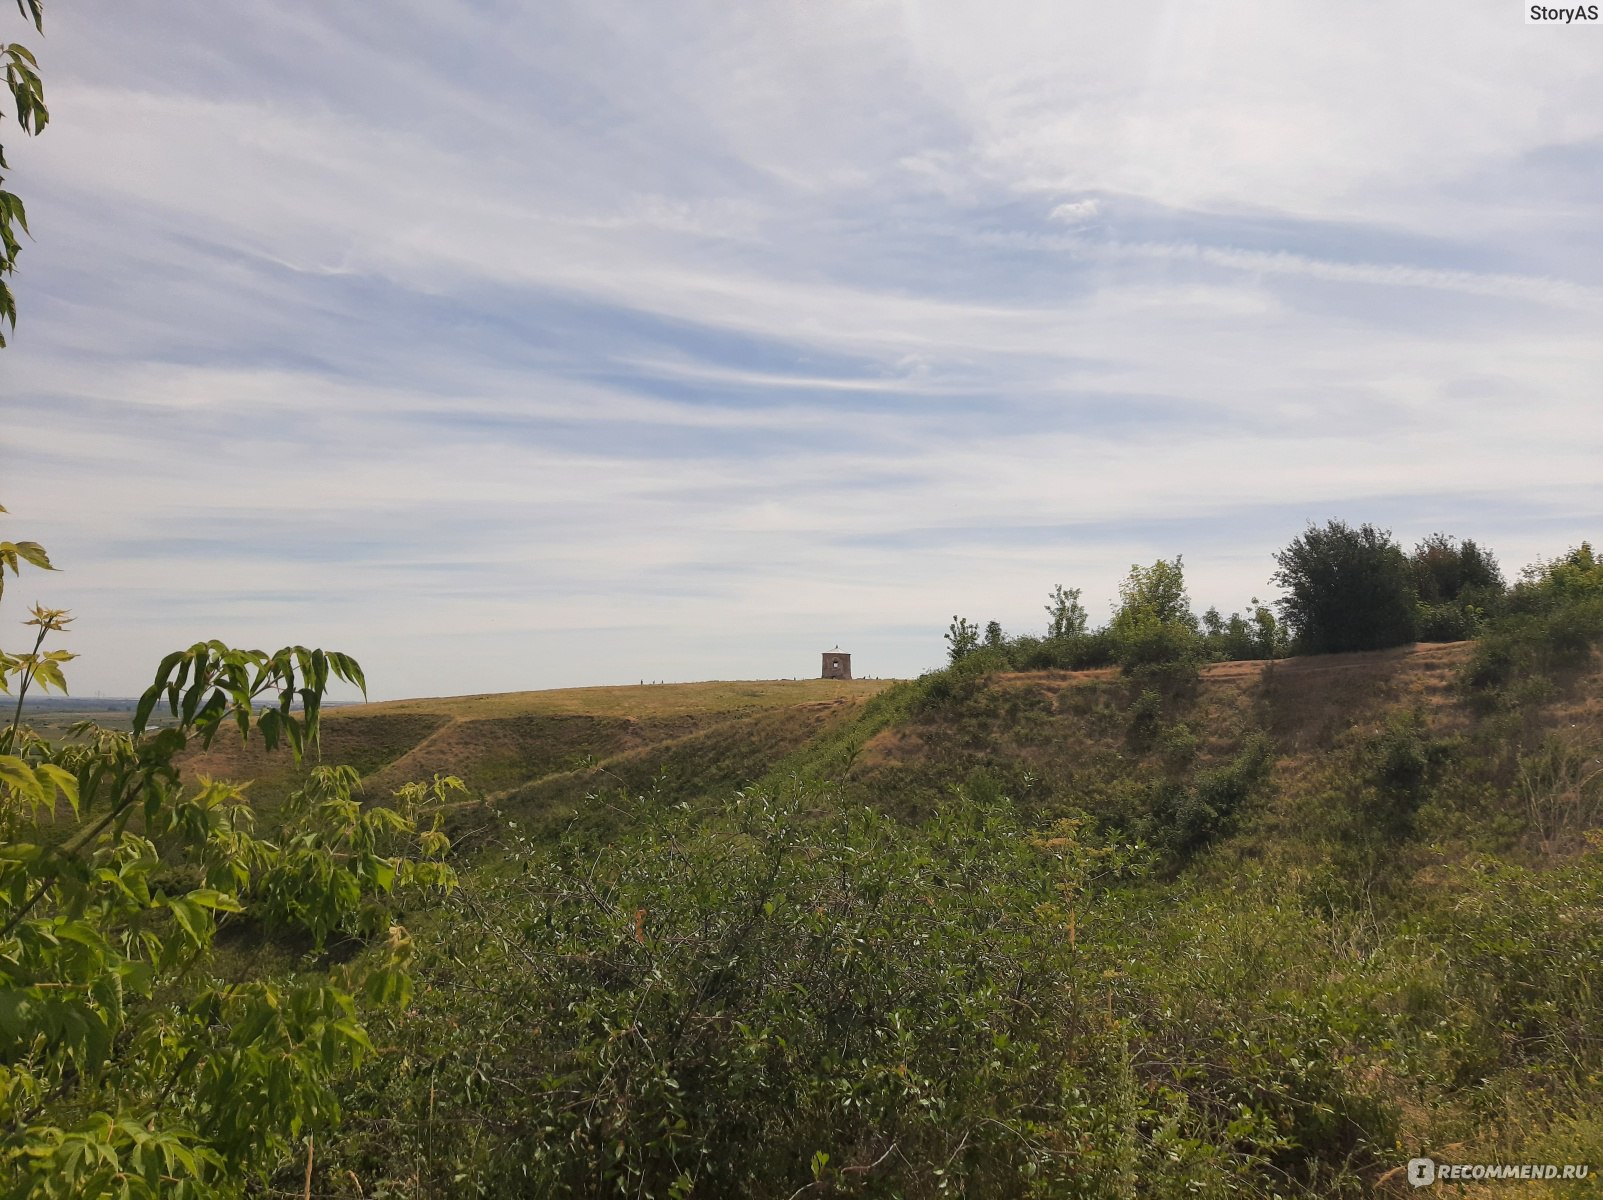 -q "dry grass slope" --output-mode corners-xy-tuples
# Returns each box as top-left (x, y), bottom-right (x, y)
(179, 645), (1602, 872)
(179, 677), (896, 814)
